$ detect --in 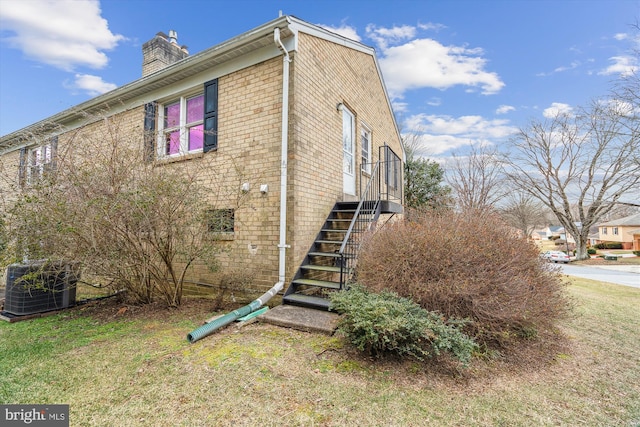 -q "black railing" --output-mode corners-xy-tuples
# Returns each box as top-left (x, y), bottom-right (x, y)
(337, 144), (403, 289)
(381, 144), (402, 202)
(337, 160), (381, 289)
